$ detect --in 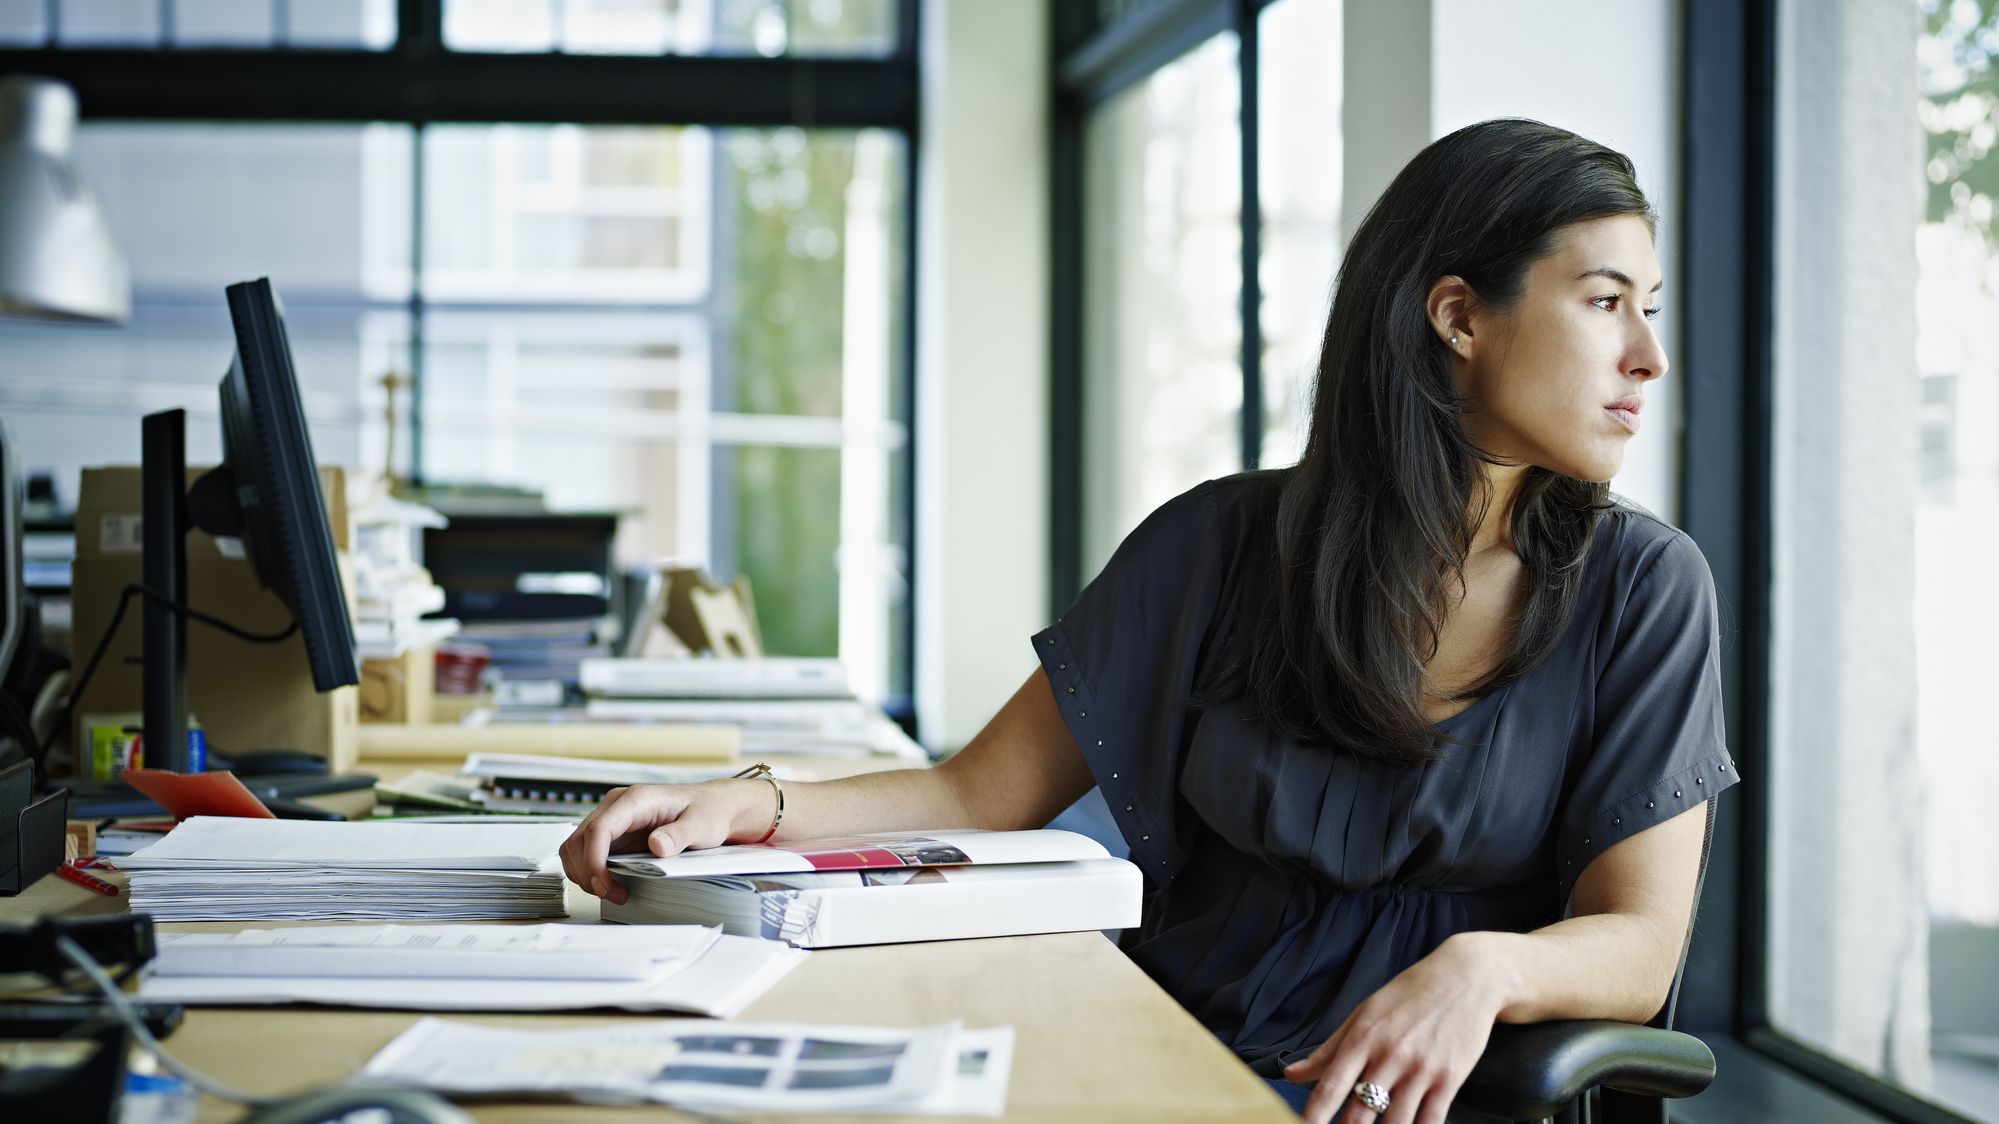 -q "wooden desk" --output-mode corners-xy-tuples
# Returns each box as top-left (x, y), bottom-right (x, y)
(4, 845), (1291, 1122)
